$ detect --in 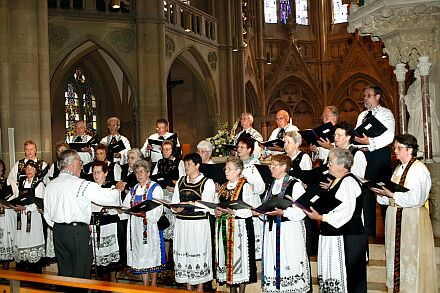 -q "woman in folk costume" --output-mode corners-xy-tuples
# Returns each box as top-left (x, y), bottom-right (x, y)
(120, 160), (165, 286)
(236, 136), (265, 260)
(260, 154), (311, 293)
(14, 160), (46, 273)
(215, 156), (257, 292)
(372, 134), (437, 293)
(305, 148), (367, 293)
(0, 159), (18, 269)
(171, 153), (216, 292)
(90, 161), (122, 282)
